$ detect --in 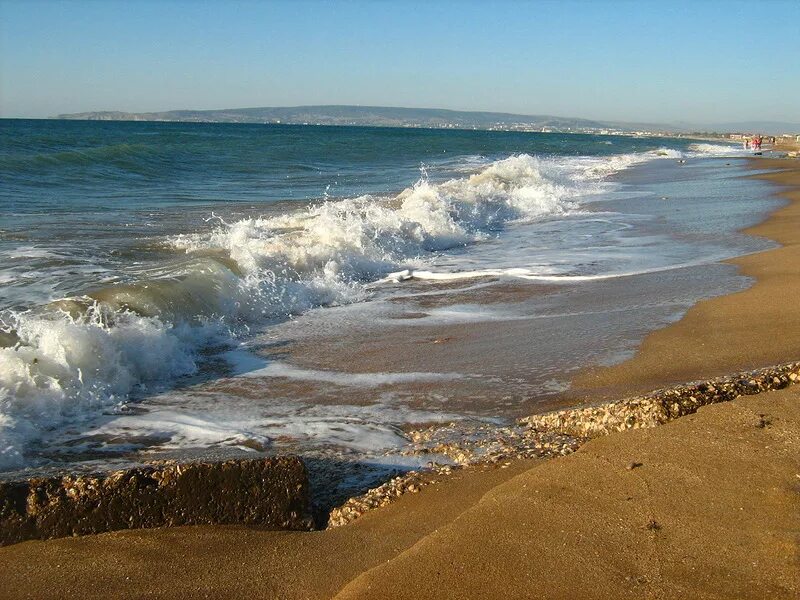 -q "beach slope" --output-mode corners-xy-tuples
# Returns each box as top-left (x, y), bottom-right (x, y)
(0, 385), (797, 599)
(333, 386), (799, 600)
(573, 159), (800, 398)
